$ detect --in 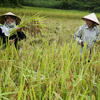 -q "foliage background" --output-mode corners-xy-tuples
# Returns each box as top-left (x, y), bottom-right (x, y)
(1, 0), (100, 12)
